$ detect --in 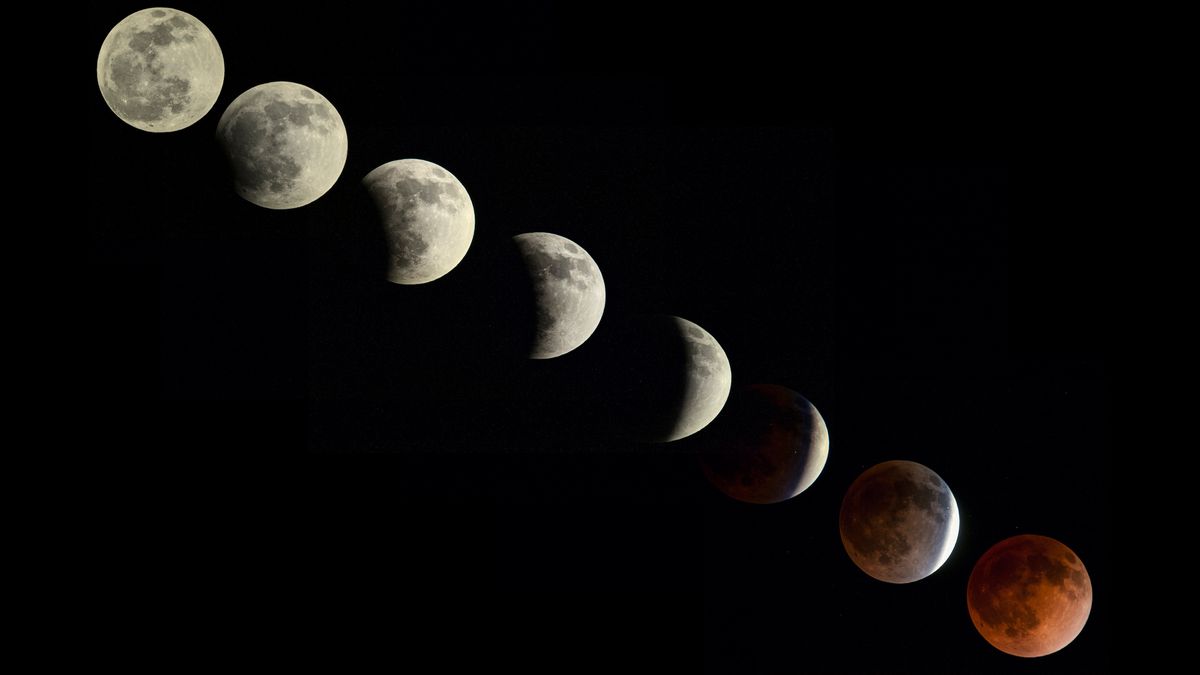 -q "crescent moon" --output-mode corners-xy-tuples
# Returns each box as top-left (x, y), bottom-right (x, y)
(699, 384), (829, 504)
